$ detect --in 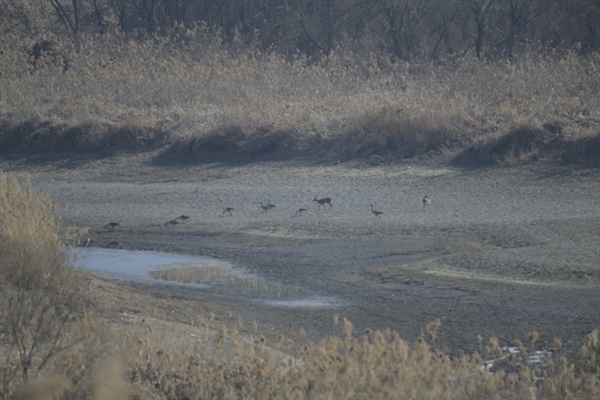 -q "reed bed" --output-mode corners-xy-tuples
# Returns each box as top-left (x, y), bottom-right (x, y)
(150, 266), (304, 299)
(1, 28), (598, 164)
